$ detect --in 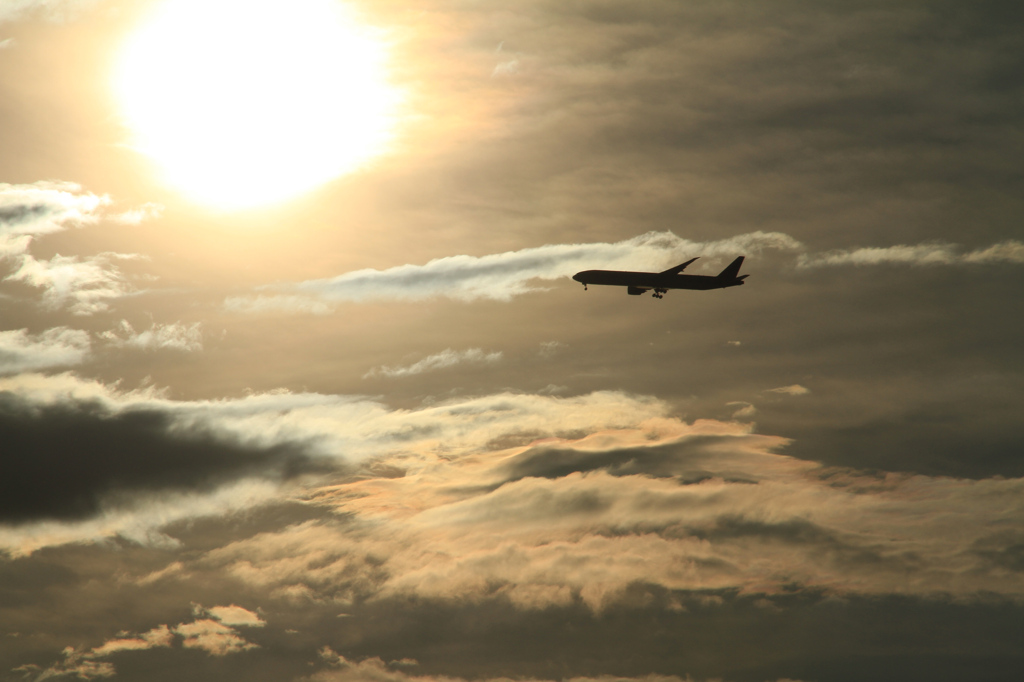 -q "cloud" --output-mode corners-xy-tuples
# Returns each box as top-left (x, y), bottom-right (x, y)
(0, 376), (325, 528)
(798, 240), (1024, 268)
(364, 348), (502, 379)
(16, 626), (171, 682)
(29, 652), (114, 681)
(727, 401), (757, 418)
(962, 241), (1024, 264)
(109, 202), (163, 225)
(0, 327), (89, 375)
(766, 385), (810, 396)
(0, 182), (108, 257)
(88, 625), (173, 657)
(5, 252), (141, 315)
(173, 619), (258, 656)
(229, 231), (802, 310)
(2, 374), (1022, 609)
(492, 58), (520, 77)
(100, 320), (202, 352)
(0, 477), (286, 556)
(223, 294), (335, 315)
(0, 181), (160, 241)
(204, 604), (265, 628)
(538, 340), (567, 358)
(26, 613), (257, 680)
(197, 420), (1024, 609)
(0, 183), (156, 314)
(0, 373), (664, 554)
(0, 0), (99, 25)
(0, 38), (15, 49)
